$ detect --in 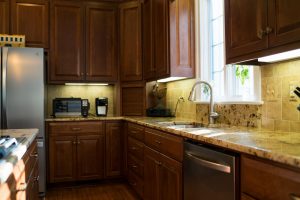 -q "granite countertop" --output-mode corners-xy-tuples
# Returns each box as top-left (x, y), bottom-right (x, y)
(45, 115), (124, 122)
(45, 116), (300, 169)
(0, 129), (38, 184)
